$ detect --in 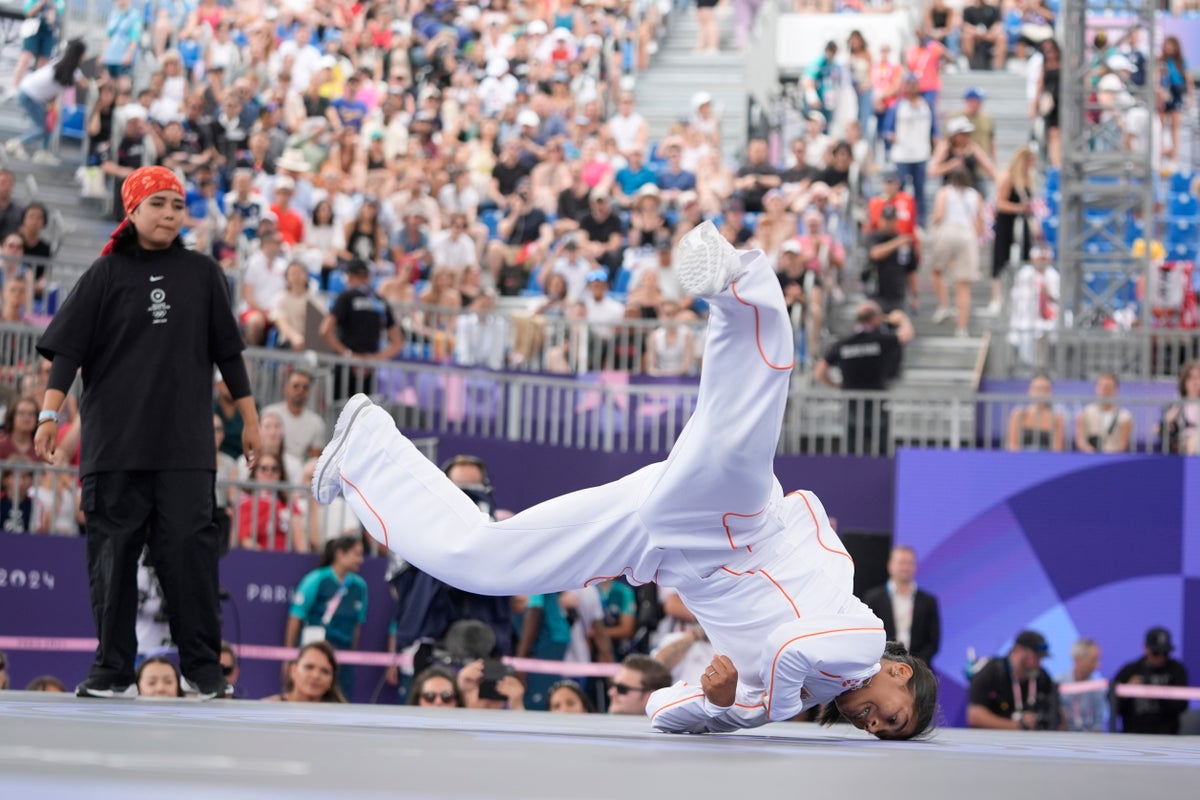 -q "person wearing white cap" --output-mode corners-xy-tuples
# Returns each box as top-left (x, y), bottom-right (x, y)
(607, 90), (648, 158)
(479, 58), (519, 116)
(928, 115), (996, 193)
(689, 92), (721, 147)
(313, 221), (940, 740)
